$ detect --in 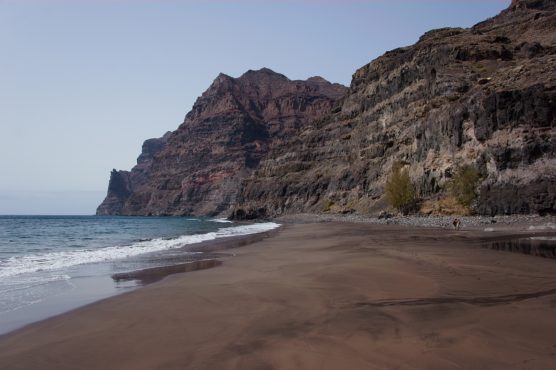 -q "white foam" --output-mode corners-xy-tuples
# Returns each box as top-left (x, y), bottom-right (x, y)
(0, 274), (71, 294)
(0, 222), (280, 279)
(484, 227), (495, 232)
(212, 218), (233, 223)
(0, 274), (72, 314)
